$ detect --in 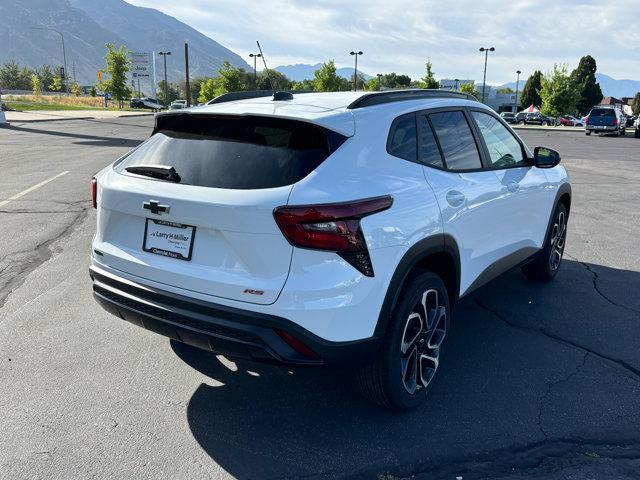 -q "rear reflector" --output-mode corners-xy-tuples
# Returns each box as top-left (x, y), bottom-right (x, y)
(276, 330), (319, 359)
(273, 195), (393, 276)
(91, 177), (97, 209)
